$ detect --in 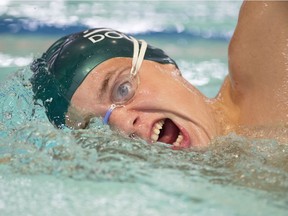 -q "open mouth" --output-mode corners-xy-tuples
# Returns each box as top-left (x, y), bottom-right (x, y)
(151, 118), (184, 147)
